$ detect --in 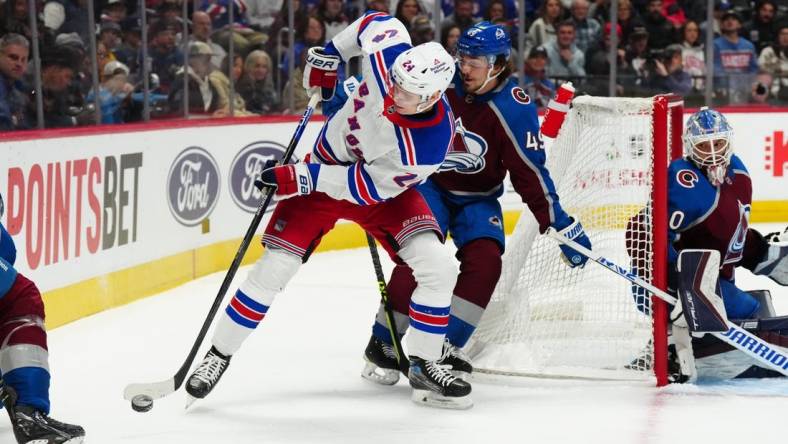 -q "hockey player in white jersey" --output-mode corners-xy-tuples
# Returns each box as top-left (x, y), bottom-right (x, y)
(185, 11), (472, 408)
